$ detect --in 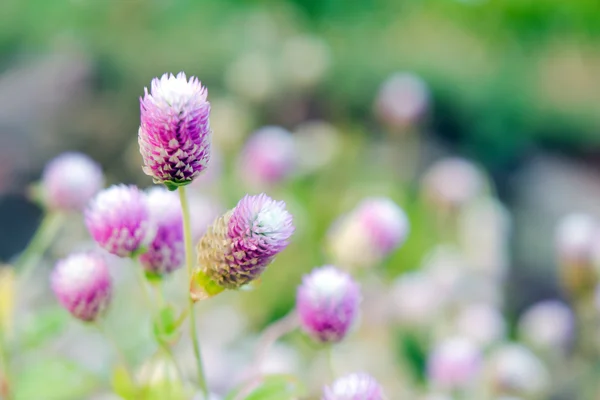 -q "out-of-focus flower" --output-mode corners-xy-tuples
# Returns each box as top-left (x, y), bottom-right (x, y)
(293, 121), (340, 175)
(323, 372), (384, 400)
(51, 252), (112, 322)
(454, 303), (506, 348)
(518, 300), (574, 353)
(85, 185), (152, 257)
(555, 213), (598, 295)
(139, 188), (183, 276)
(486, 344), (550, 398)
(422, 158), (484, 212)
(225, 53), (276, 103)
(138, 72), (211, 189)
(41, 152), (103, 211)
(458, 198), (511, 280)
(209, 98), (253, 152)
(328, 197), (409, 269)
(193, 194), (294, 298)
(375, 72), (430, 129)
(296, 266), (361, 343)
(280, 35), (331, 89)
(390, 272), (442, 328)
(238, 126), (296, 188)
(188, 192), (223, 243)
(427, 337), (482, 390)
